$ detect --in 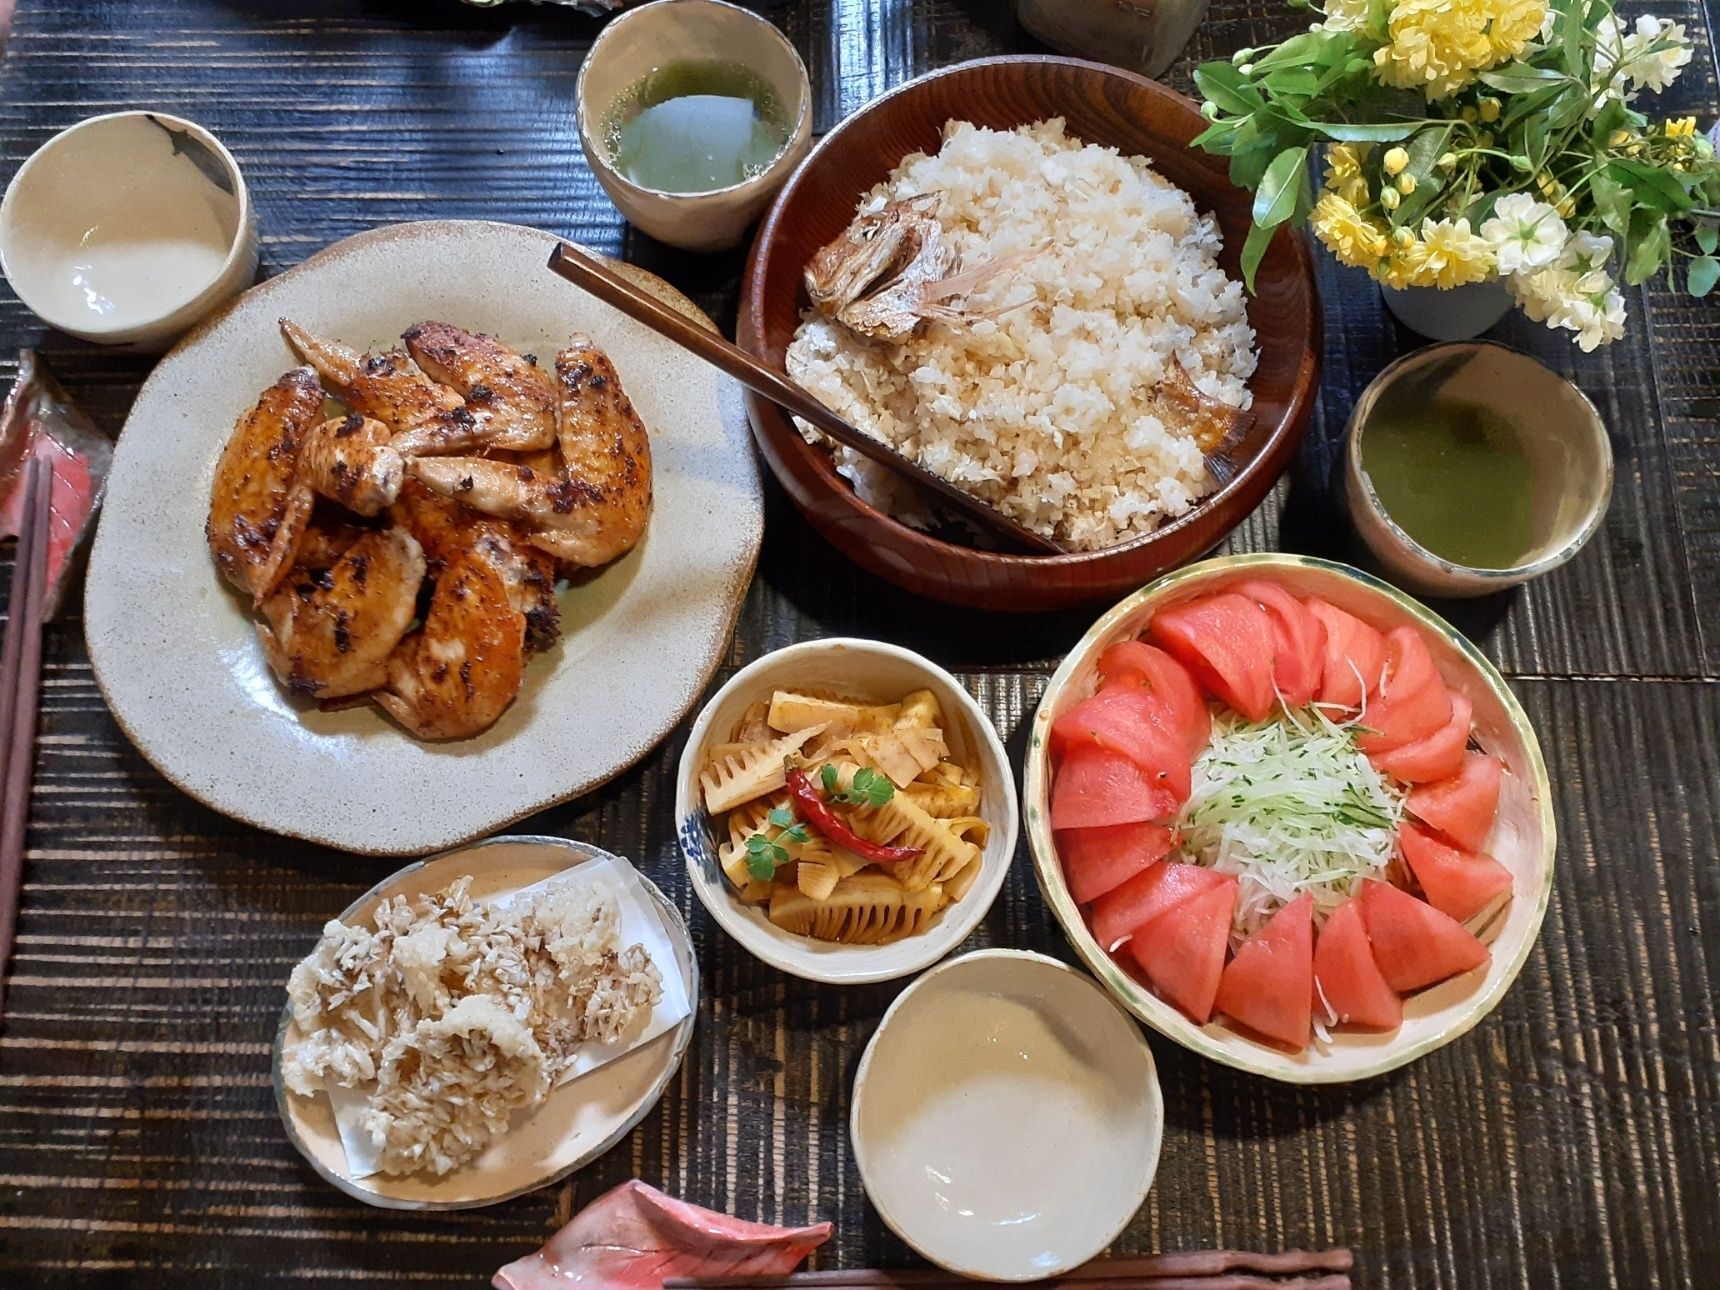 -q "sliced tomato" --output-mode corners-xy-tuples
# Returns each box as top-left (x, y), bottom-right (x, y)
(1050, 689), (1190, 802)
(1058, 821), (1176, 904)
(1213, 893), (1315, 1049)
(1371, 691), (1473, 784)
(1090, 859), (1229, 953)
(1353, 626), (1452, 754)
(1126, 877), (1240, 1024)
(1150, 593), (1278, 721)
(1305, 598), (1389, 712)
(1050, 745), (1179, 831)
(1359, 879), (1489, 994)
(1312, 897), (1402, 1030)
(1097, 640), (1211, 757)
(1232, 580), (1327, 709)
(1407, 752), (1504, 851)
(1398, 820), (1514, 923)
